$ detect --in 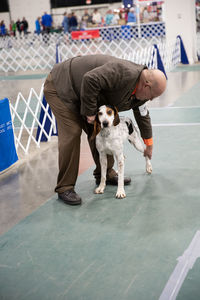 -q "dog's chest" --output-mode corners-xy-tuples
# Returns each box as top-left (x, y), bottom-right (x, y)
(96, 124), (128, 154)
